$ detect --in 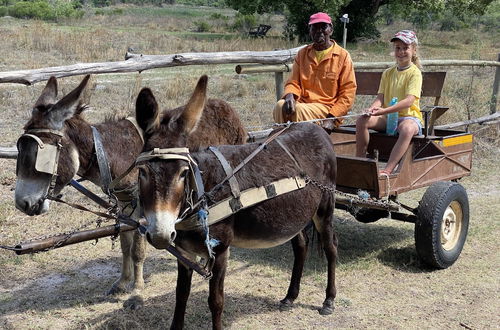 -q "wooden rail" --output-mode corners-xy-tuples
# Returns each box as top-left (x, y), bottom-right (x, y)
(0, 47), (306, 85)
